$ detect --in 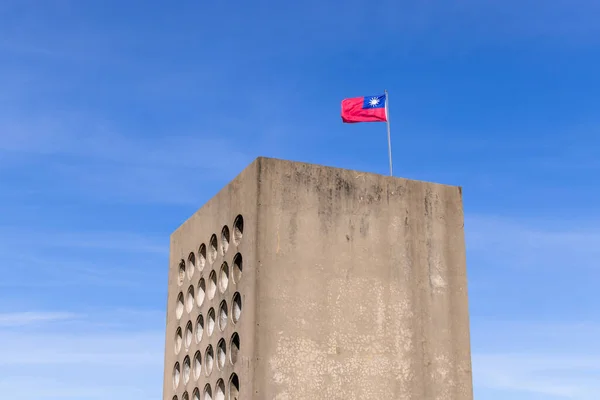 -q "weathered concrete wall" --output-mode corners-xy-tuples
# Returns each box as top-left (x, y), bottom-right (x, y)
(164, 160), (259, 400)
(164, 157), (473, 400)
(254, 158), (472, 400)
